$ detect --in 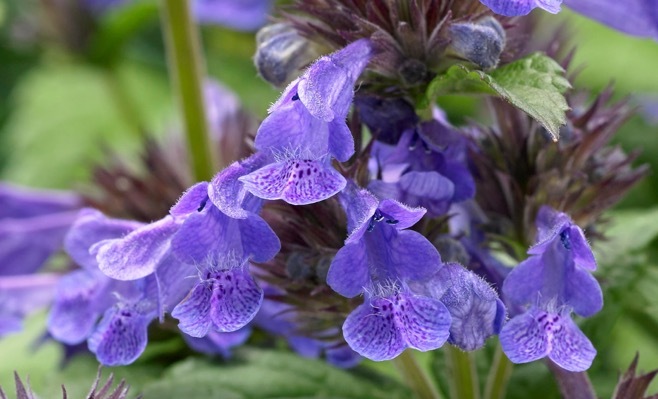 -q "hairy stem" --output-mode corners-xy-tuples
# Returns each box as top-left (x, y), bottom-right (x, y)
(393, 350), (443, 399)
(160, 0), (215, 181)
(446, 345), (480, 399)
(483, 344), (513, 399)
